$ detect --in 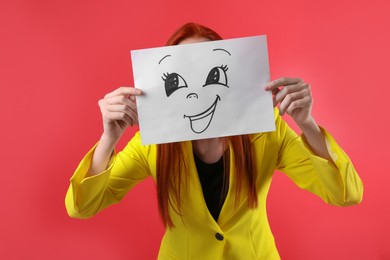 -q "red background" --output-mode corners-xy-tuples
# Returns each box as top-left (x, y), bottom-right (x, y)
(1, 0), (389, 259)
